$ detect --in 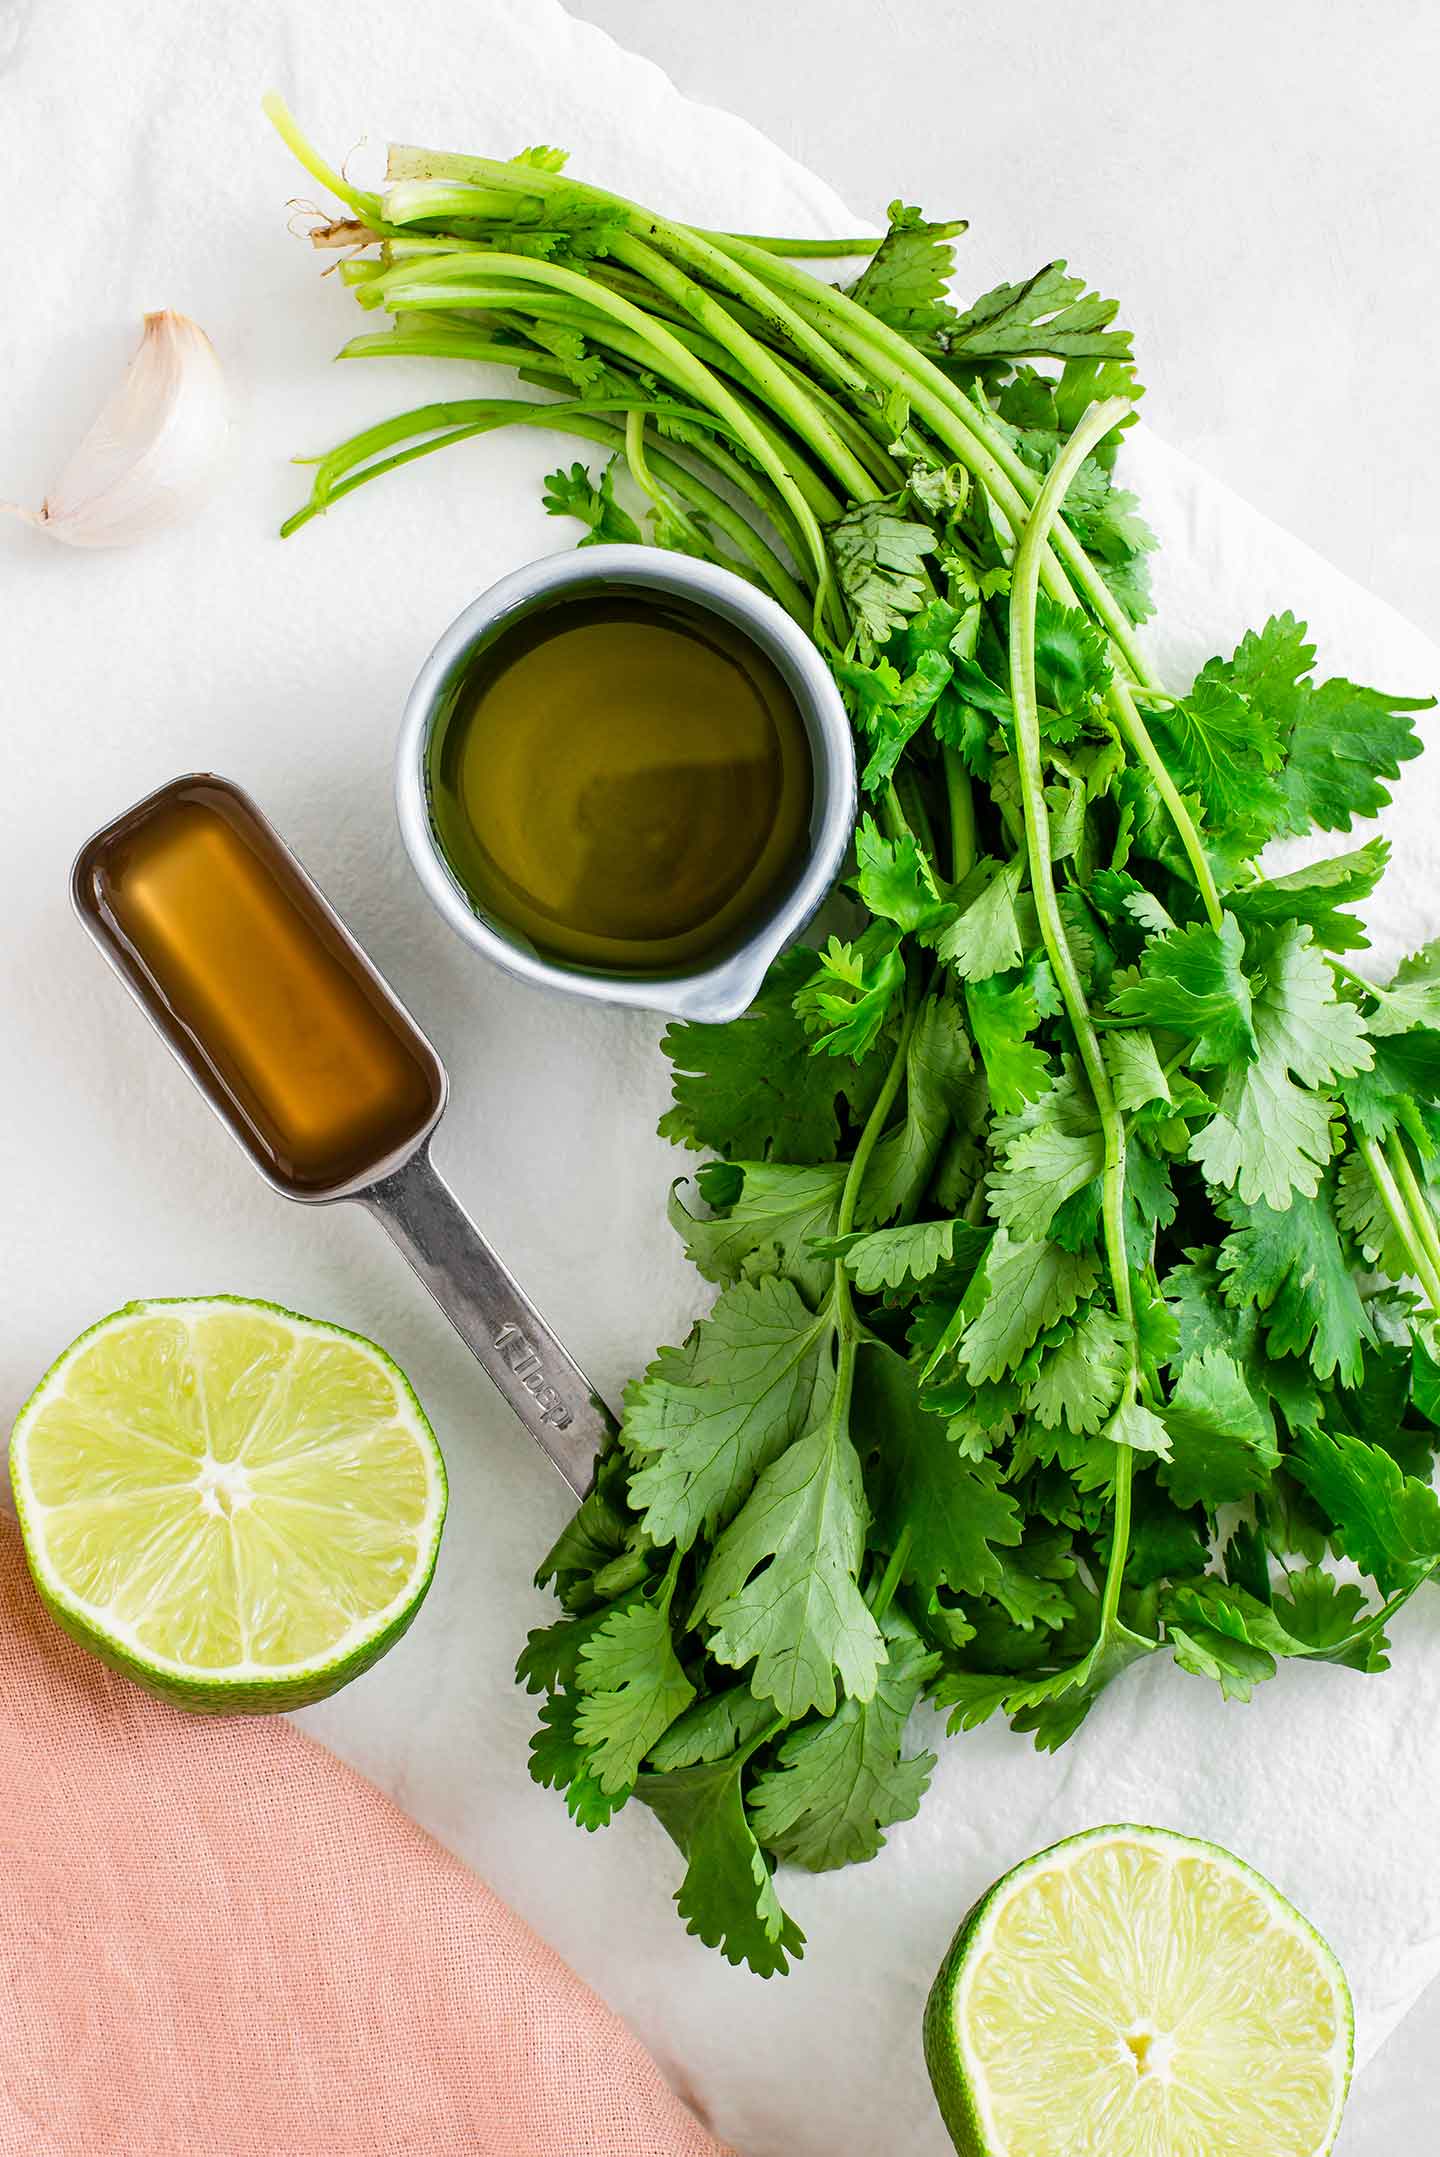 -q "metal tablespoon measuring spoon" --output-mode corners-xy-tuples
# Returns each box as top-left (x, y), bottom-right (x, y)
(72, 772), (612, 1494)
